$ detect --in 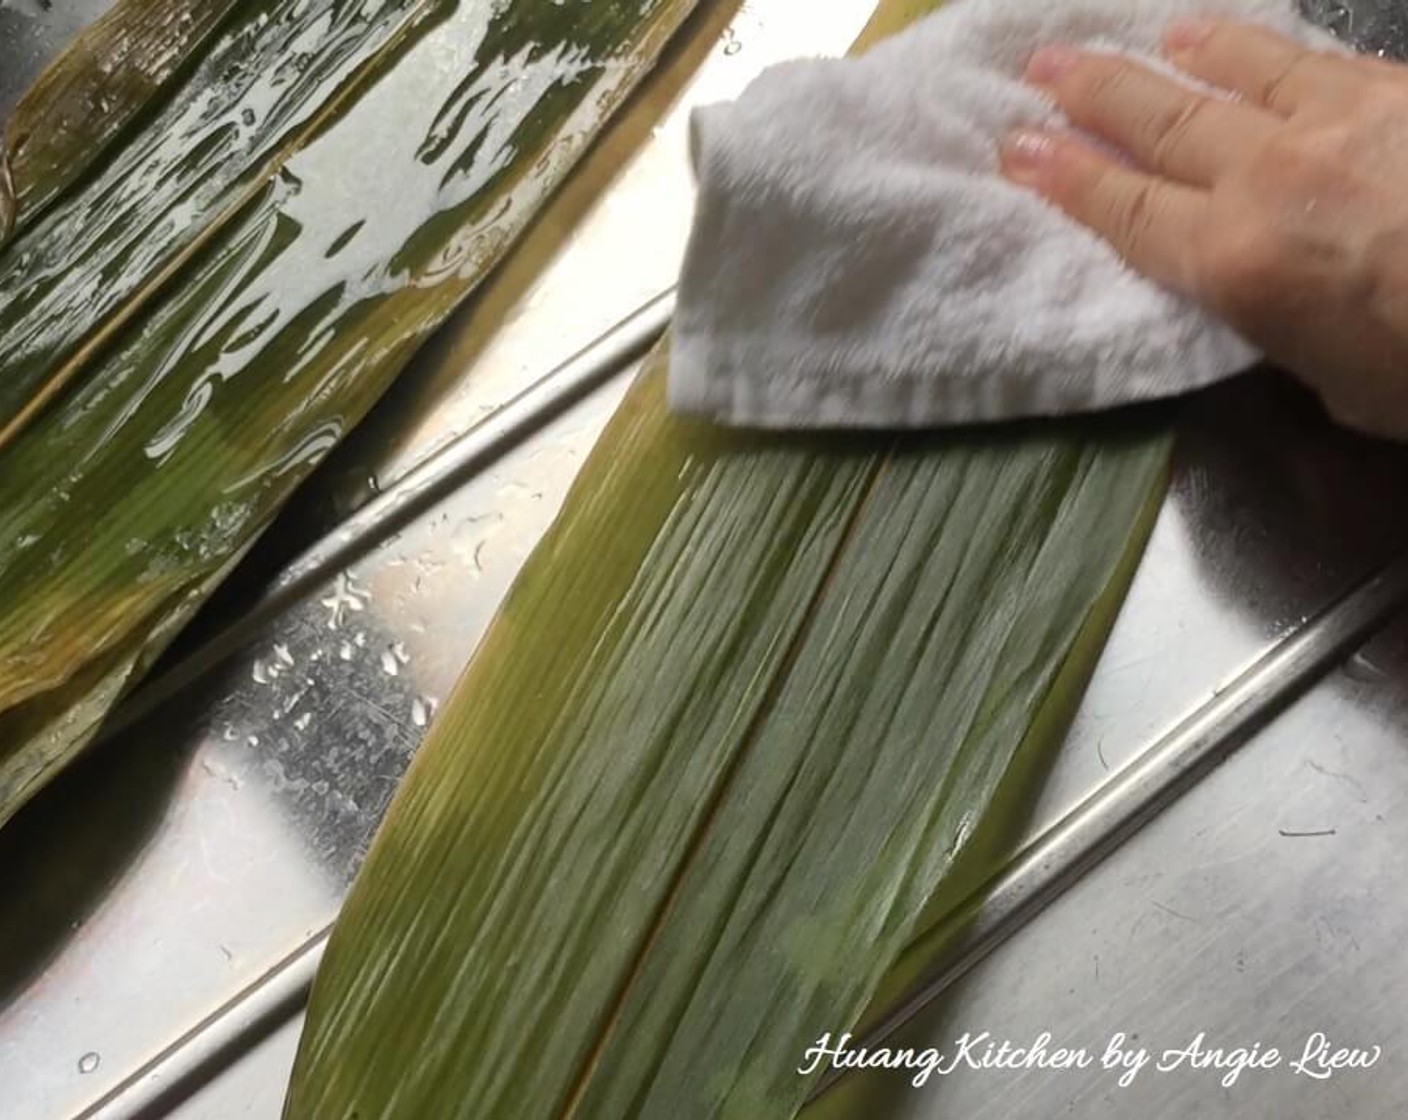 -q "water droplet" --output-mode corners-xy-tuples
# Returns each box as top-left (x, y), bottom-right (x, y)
(338, 642), (354, 661)
(380, 648), (401, 677)
(78, 1052), (100, 1075)
(411, 696), (438, 727)
(274, 643), (295, 667)
(320, 572), (370, 629)
(252, 660), (271, 685)
(246, 735), (260, 748)
(293, 712), (313, 733)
